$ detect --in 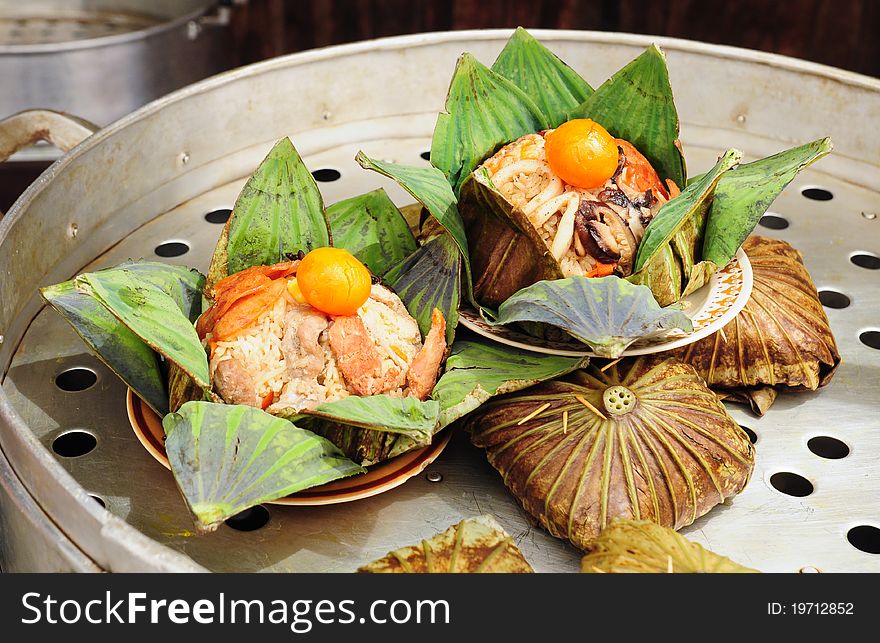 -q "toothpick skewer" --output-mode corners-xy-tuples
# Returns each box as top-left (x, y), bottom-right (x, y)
(517, 402), (552, 426)
(575, 395), (607, 420)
